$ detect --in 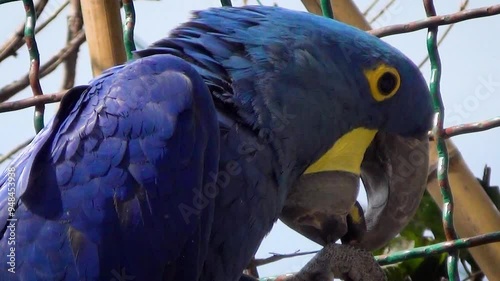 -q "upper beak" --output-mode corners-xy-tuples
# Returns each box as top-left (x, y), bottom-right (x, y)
(358, 131), (429, 250)
(280, 131), (429, 251)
